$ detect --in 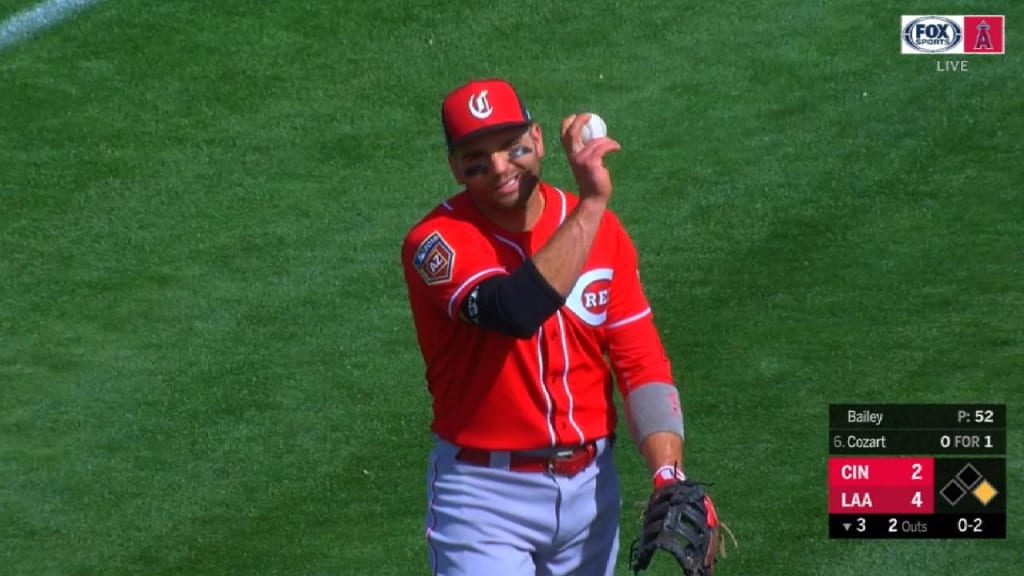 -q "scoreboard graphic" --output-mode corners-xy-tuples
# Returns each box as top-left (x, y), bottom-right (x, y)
(828, 404), (1006, 539)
